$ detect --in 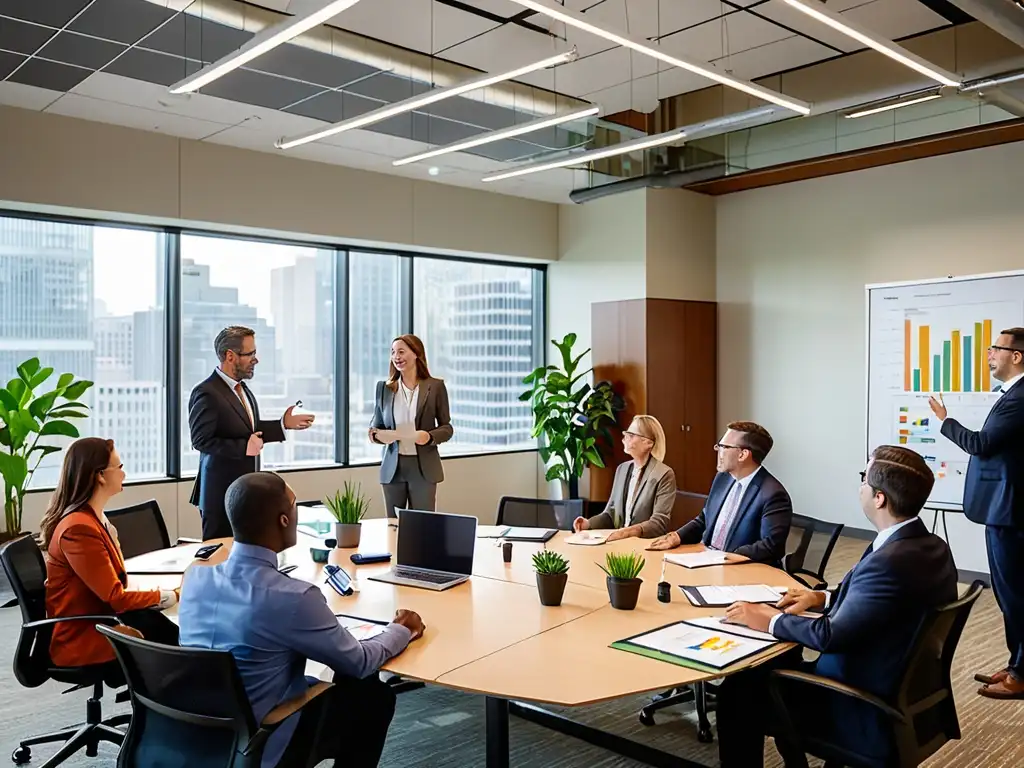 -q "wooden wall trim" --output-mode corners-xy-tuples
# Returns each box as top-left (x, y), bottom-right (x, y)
(685, 118), (1024, 196)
